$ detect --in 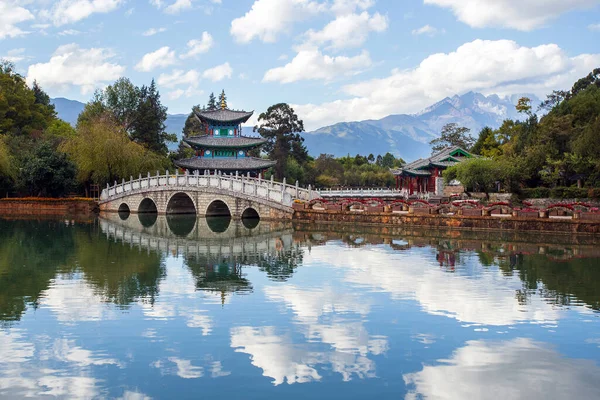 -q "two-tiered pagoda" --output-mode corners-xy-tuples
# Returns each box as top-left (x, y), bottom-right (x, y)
(175, 98), (275, 177)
